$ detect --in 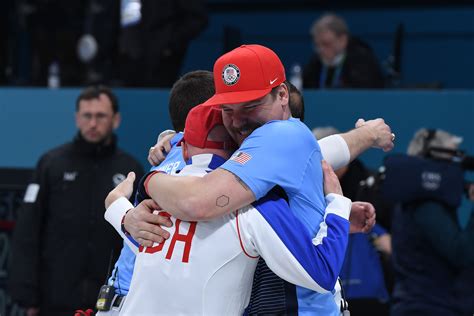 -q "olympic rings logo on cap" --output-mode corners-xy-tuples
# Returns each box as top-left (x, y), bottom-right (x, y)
(222, 64), (240, 86)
